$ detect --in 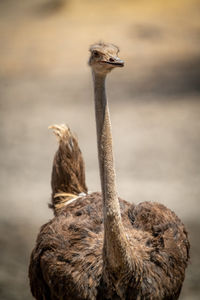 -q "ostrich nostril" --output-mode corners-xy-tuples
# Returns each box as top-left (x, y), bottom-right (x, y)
(109, 57), (115, 62)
